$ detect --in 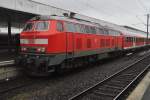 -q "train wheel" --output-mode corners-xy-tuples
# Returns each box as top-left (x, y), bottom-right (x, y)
(55, 61), (68, 74)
